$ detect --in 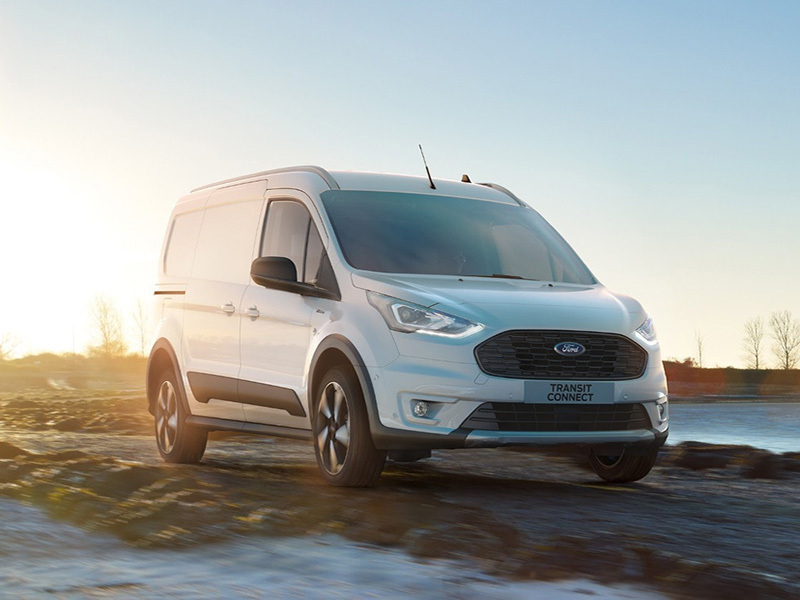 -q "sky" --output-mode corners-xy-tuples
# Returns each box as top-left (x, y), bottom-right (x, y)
(1, 0), (798, 367)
